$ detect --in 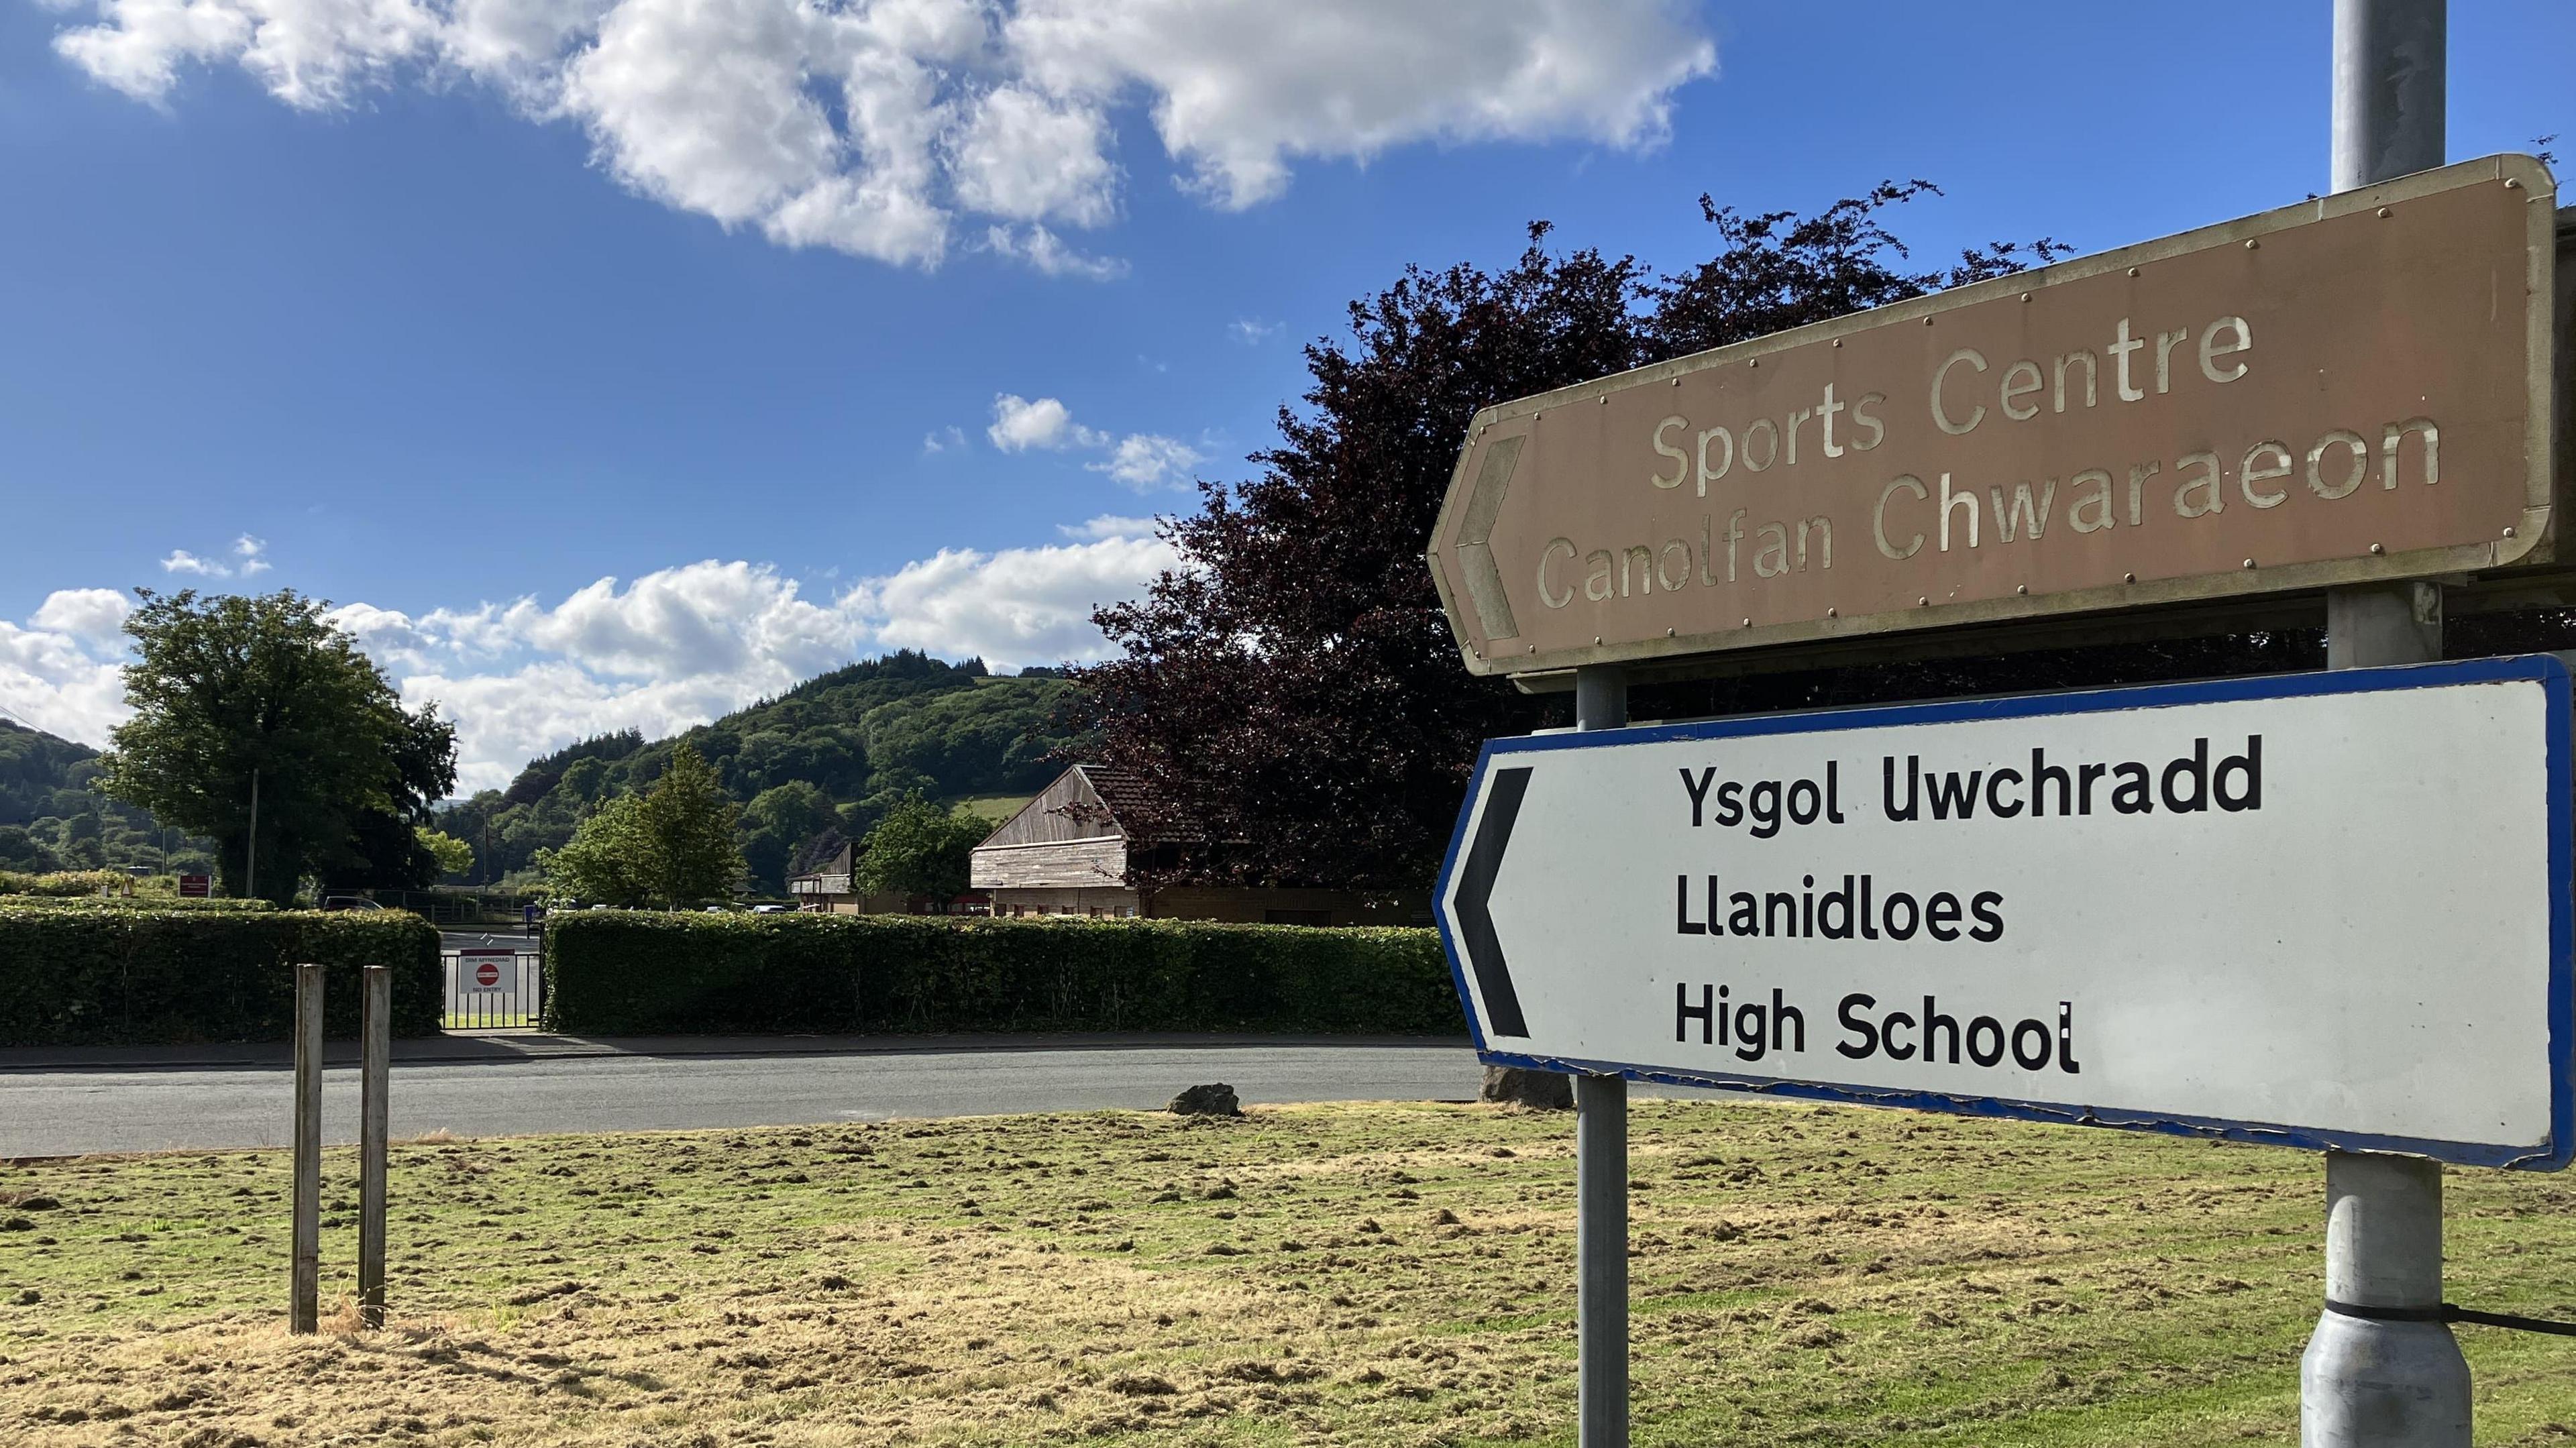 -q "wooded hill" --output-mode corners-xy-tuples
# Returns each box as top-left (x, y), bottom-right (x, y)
(437, 651), (1080, 893)
(0, 719), (209, 875)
